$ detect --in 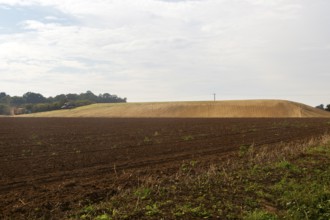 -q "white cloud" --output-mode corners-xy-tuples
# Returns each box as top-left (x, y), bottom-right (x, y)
(44, 15), (60, 20)
(0, 0), (330, 105)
